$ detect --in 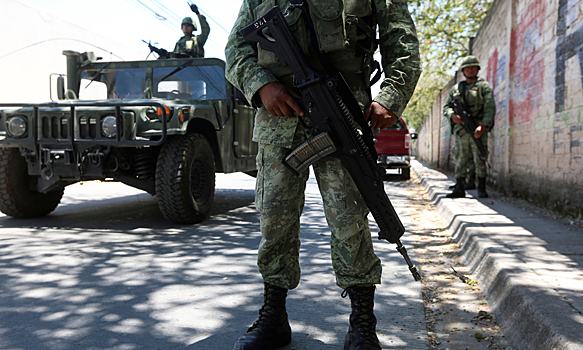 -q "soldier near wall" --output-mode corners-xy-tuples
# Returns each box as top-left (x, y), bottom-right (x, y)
(225, 0), (421, 349)
(173, 4), (210, 58)
(443, 56), (496, 198)
(449, 143), (477, 190)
